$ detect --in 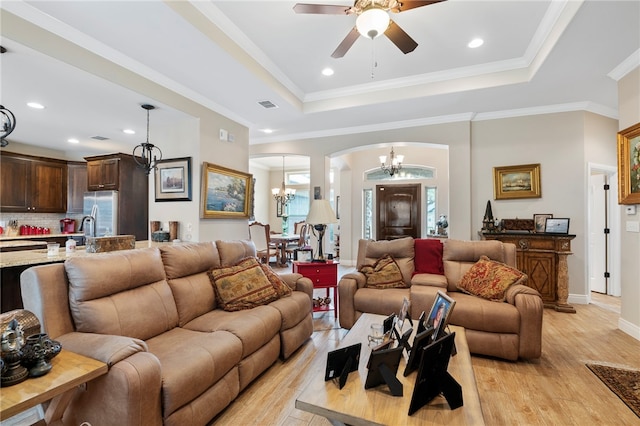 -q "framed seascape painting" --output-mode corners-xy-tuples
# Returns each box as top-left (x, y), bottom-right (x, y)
(493, 163), (541, 200)
(201, 162), (252, 219)
(155, 157), (192, 202)
(617, 122), (640, 205)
